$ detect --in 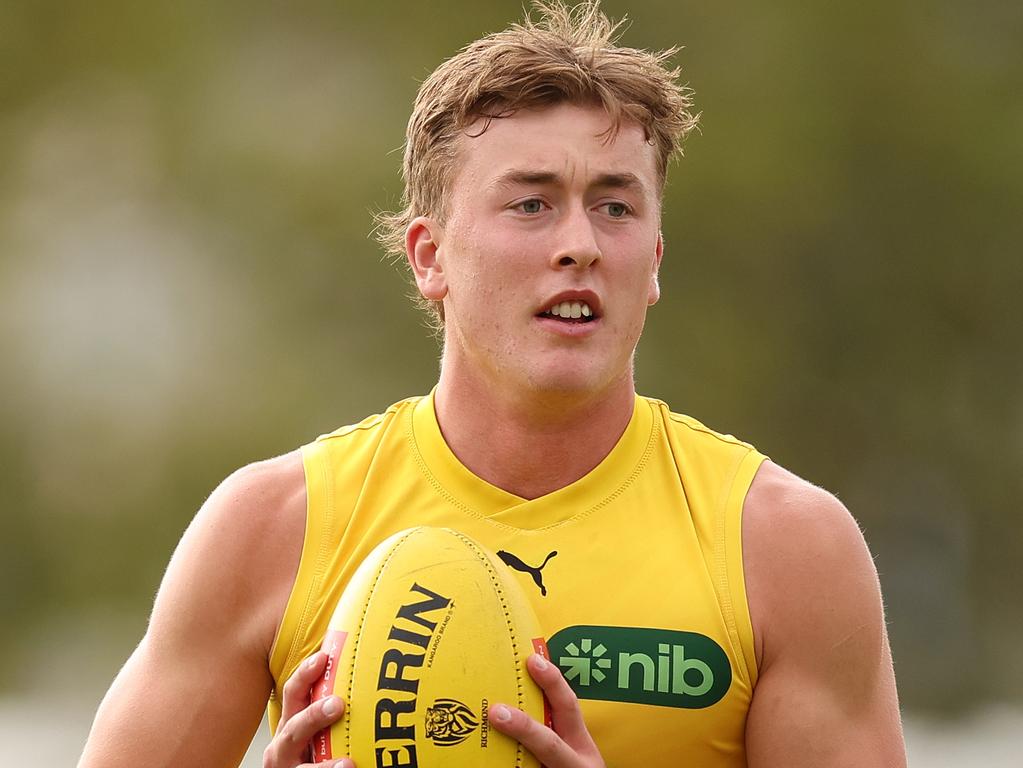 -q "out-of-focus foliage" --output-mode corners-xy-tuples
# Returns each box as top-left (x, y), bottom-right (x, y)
(1, 0), (1020, 711)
